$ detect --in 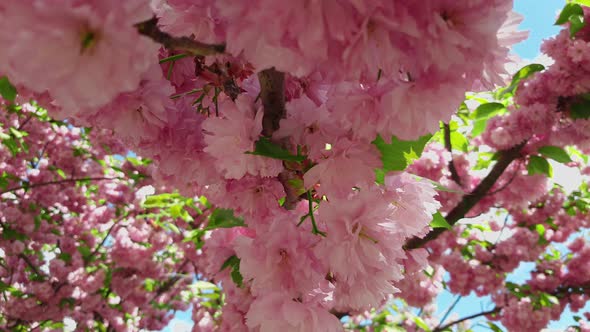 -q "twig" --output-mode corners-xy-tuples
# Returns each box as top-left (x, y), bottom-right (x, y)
(493, 214), (510, 246)
(18, 254), (46, 280)
(1, 177), (123, 195)
(405, 141), (526, 249)
(443, 123), (463, 187)
(17, 115), (33, 131)
(150, 260), (189, 303)
(136, 17), (225, 56)
(433, 307), (501, 332)
(437, 295), (462, 328)
(89, 222), (120, 259)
